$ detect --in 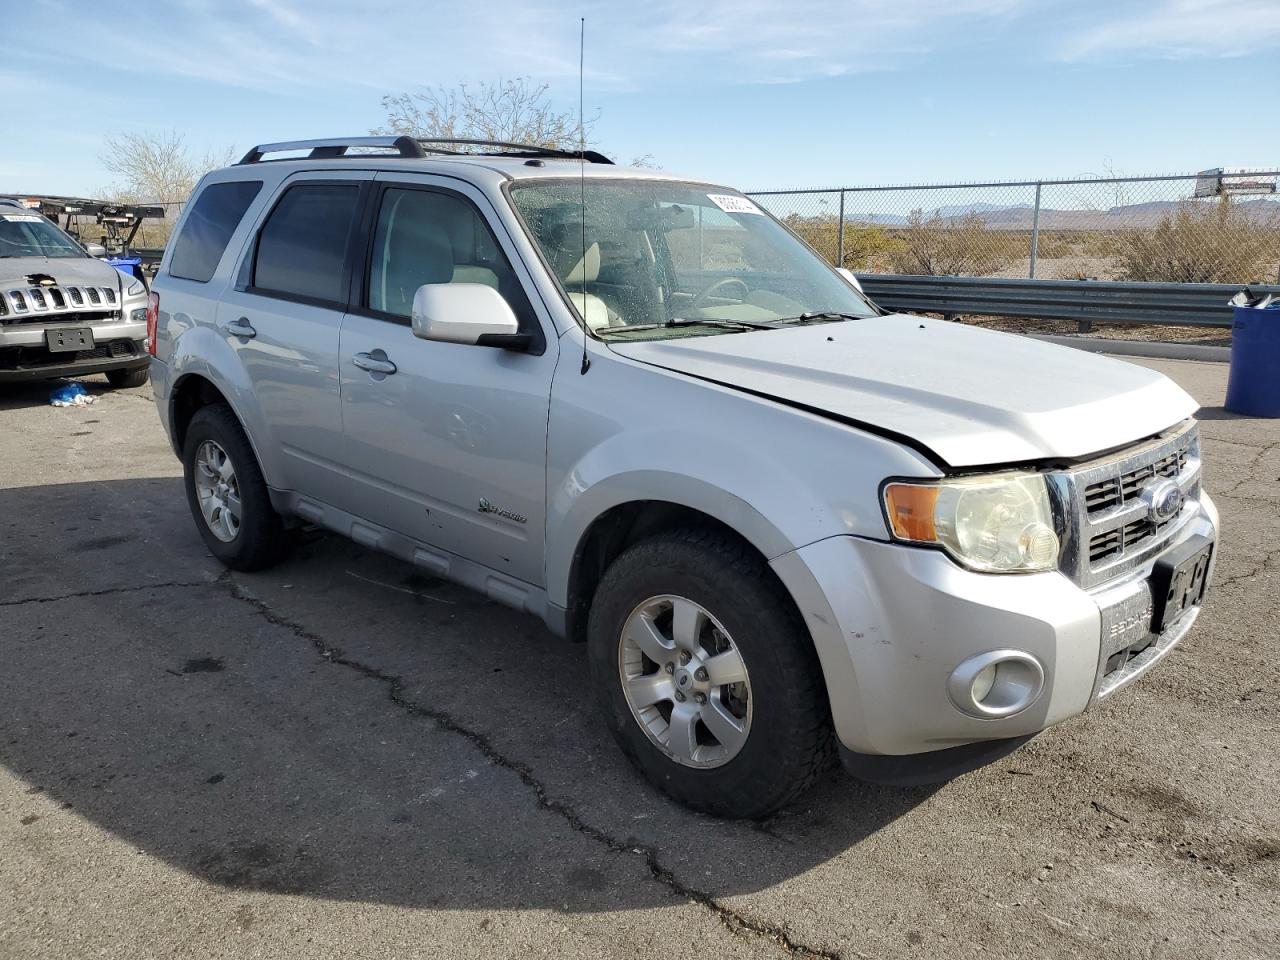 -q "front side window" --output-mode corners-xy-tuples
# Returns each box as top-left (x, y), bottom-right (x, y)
(508, 179), (876, 340)
(169, 180), (262, 282)
(367, 187), (536, 333)
(0, 212), (85, 260)
(253, 183), (359, 303)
